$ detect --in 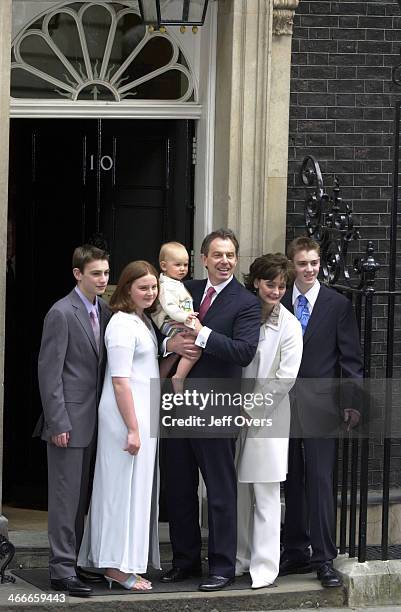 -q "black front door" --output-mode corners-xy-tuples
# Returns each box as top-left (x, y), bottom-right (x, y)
(5, 118), (194, 507)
